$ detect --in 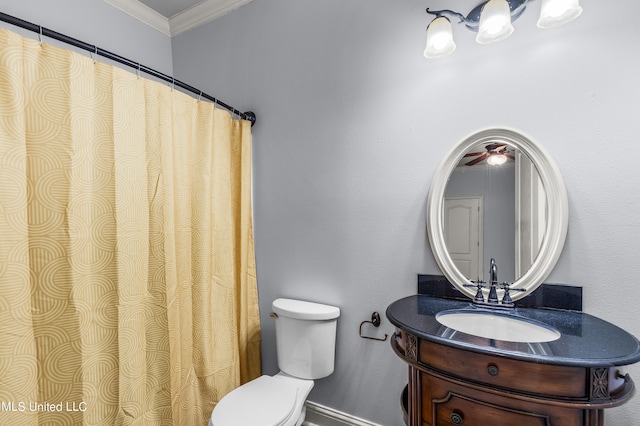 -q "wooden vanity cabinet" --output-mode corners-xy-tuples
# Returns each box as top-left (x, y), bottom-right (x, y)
(392, 330), (634, 426)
